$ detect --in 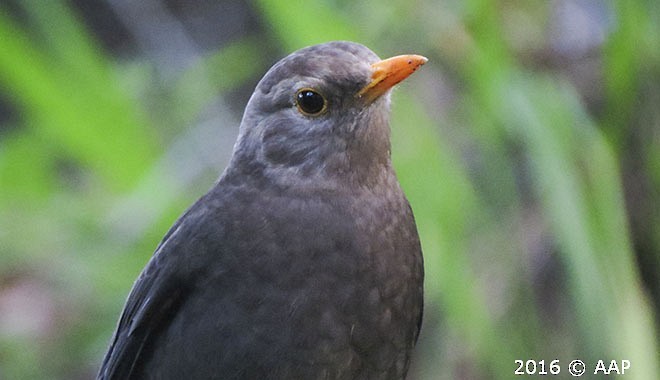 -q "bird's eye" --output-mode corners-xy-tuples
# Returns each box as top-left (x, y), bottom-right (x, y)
(295, 88), (327, 116)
